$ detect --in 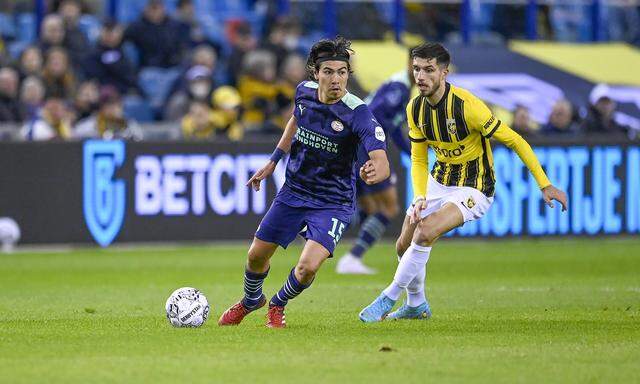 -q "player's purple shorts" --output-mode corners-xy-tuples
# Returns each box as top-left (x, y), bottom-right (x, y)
(356, 172), (397, 197)
(255, 197), (352, 257)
